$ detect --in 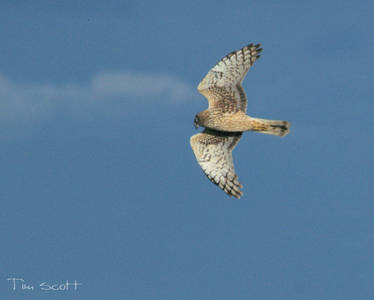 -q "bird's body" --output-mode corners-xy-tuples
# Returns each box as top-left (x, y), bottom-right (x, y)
(190, 43), (290, 199)
(195, 110), (289, 134)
